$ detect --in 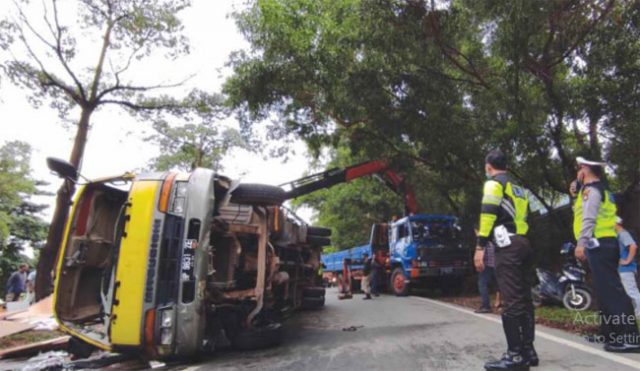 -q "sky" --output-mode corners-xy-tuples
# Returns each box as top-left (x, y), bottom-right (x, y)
(1, 0), (317, 225)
